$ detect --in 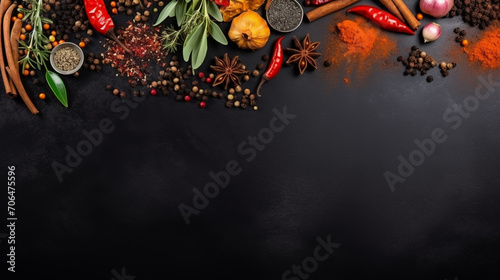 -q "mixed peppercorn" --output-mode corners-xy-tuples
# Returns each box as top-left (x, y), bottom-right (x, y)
(397, 45), (457, 82)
